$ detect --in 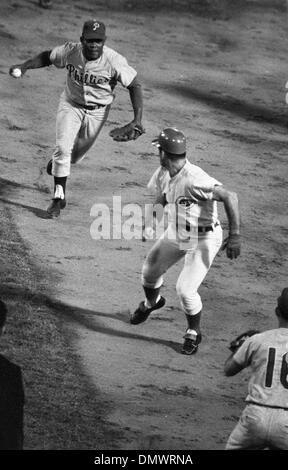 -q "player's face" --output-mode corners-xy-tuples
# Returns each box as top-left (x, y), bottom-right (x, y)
(81, 37), (106, 60)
